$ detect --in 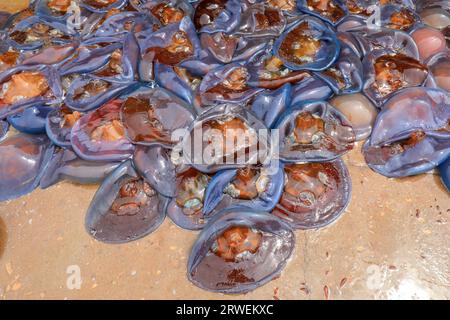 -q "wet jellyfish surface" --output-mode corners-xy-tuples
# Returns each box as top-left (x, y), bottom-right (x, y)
(167, 167), (212, 230)
(85, 160), (168, 244)
(363, 50), (429, 106)
(275, 101), (355, 163)
(274, 16), (340, 71)
(120, 87), (196, 147)
(193, 0), (241, 34)
(427, 52), (450, 92)
(46, 105), (83, 148)
(438, 157), (450, 193)
(202, 165), (285, 217)
(297, 0), (347, 26)
(363, 87), (450, 178)
(329, 93), (378, 141)
(0, 120), (9, 142)
(411, 26), (447, 61)
(272, 159), (351, 229)
(71, 99), (135, 161)
(40, 148), (120, 188)
(420, 8), (450, 30)
(182, 104), (270, 173)
(0, 133), (53, 201)
(187, 210), (295, 294)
